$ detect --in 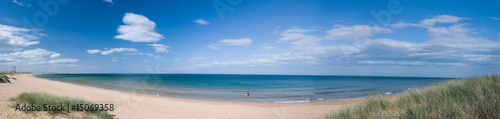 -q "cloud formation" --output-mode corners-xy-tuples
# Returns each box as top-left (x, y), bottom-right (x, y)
(194, 19), (210, 25)
(86, 47), (163, 61)
(86, 49), (101, 54)
(0, 24), (40, 51)
(111, 57), (119, 62)
(148, 44), (170, 53)
(207, 38), (252, 50)
(87, 48), (139, 55)
(392, 15), (464, 28)
(325, 25), (393, 40)
(115, 13), (164, 42)
(49, 53), (60, 59)
(0, 48), (79, 65)
(49, 59), (79, 64)
(261, 44), (276, 51)
(13, 0), (31, 7)
(491, 17), (500, 20)
(103, 0), (113, 4)
(192, 15), (500, 71)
